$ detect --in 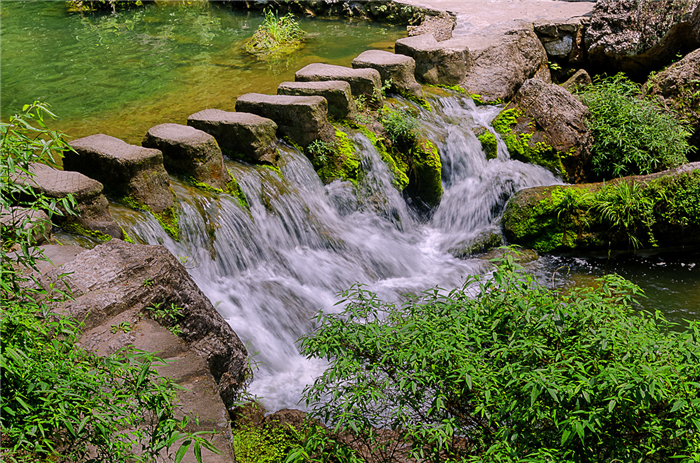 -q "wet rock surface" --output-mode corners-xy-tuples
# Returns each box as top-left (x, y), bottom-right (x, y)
(235, 93), (335, 148)
(188, 109), (279, 166)
(295, 63), (384, 108)
(352, 49), (424, 99)
(142, 123), (231, 190)
(277, 80), (356, 120)
(67, 134), (174, 214)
